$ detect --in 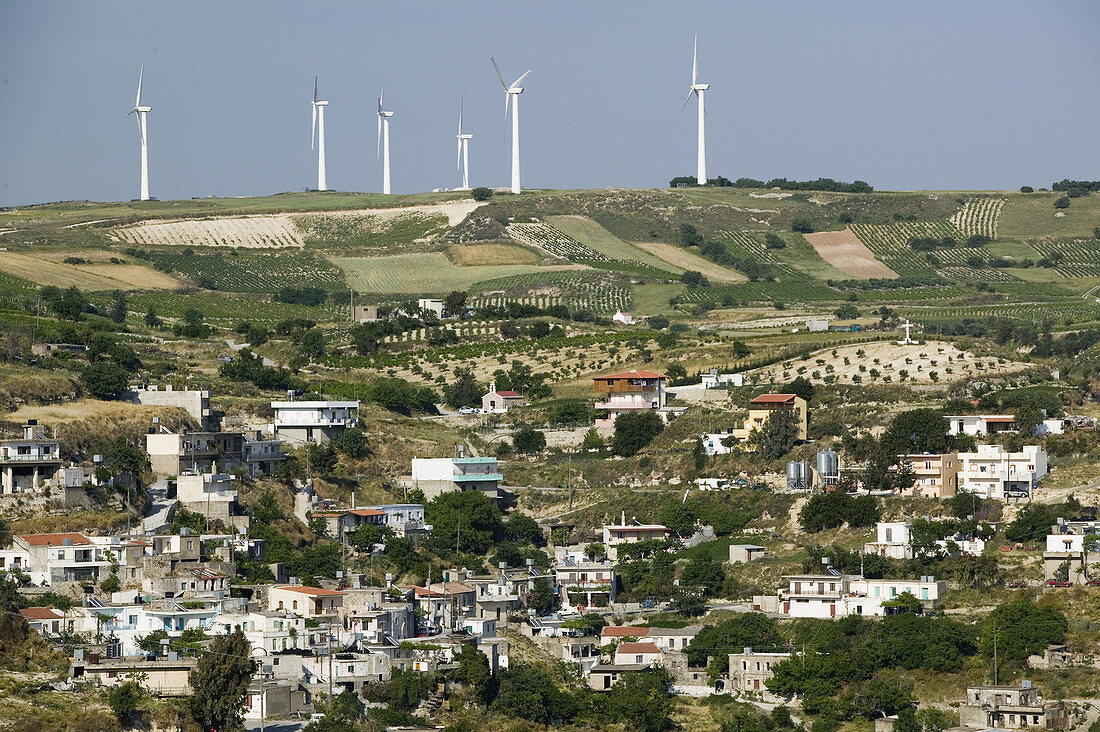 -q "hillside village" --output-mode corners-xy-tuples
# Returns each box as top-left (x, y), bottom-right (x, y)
(2, 184), (1100, 732)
